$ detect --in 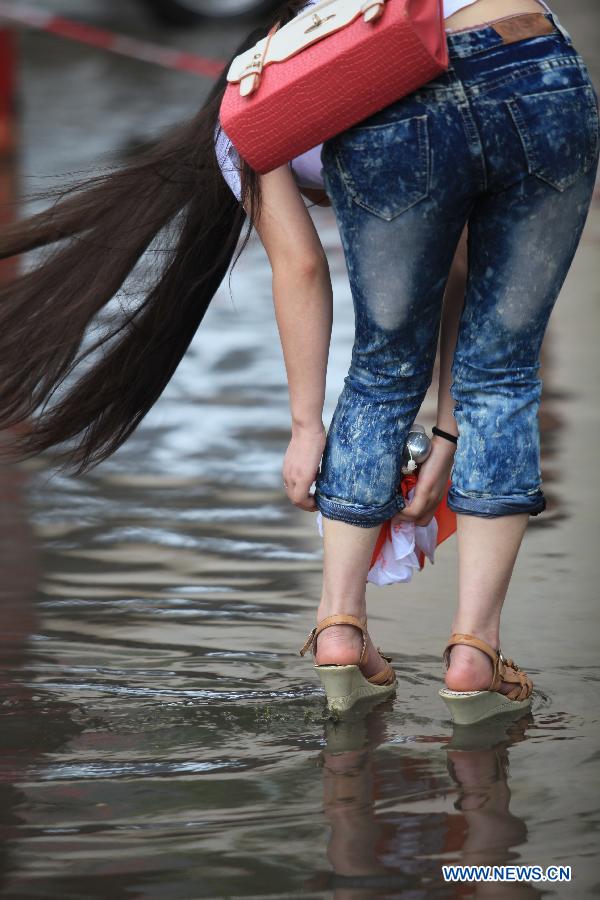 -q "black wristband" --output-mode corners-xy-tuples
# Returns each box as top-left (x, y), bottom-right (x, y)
(432, 426), (458, 445)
